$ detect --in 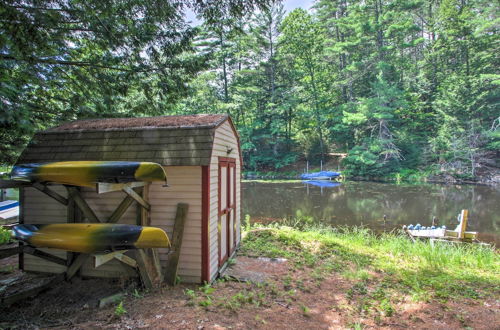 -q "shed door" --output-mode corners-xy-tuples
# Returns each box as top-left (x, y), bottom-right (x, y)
(218, 157), (237, 266)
